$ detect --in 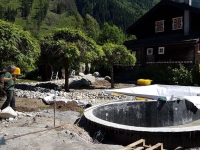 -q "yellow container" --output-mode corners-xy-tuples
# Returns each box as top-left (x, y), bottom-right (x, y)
(13, 67), (21, 75)
(137, 79), (152, 85)
(136, 96), (152, 101)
